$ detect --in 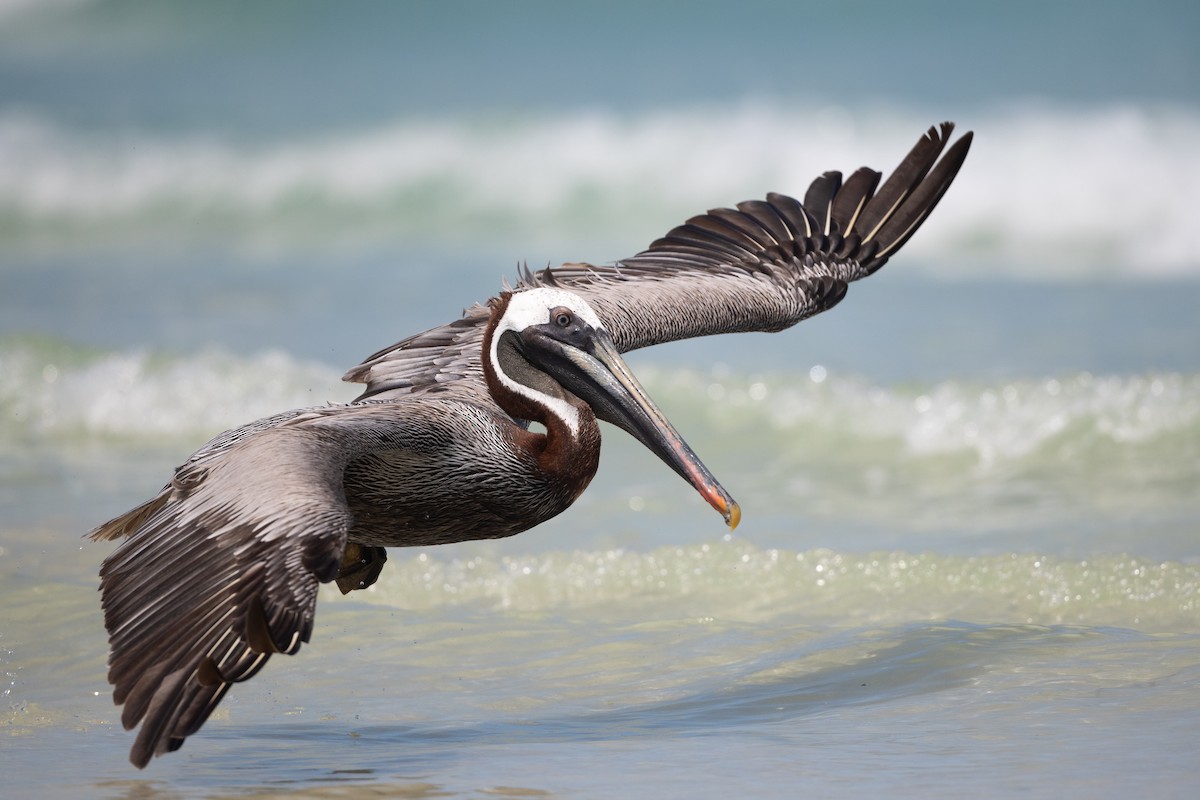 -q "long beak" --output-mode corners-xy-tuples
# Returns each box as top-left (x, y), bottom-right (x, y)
(537, 328), (741, 530)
